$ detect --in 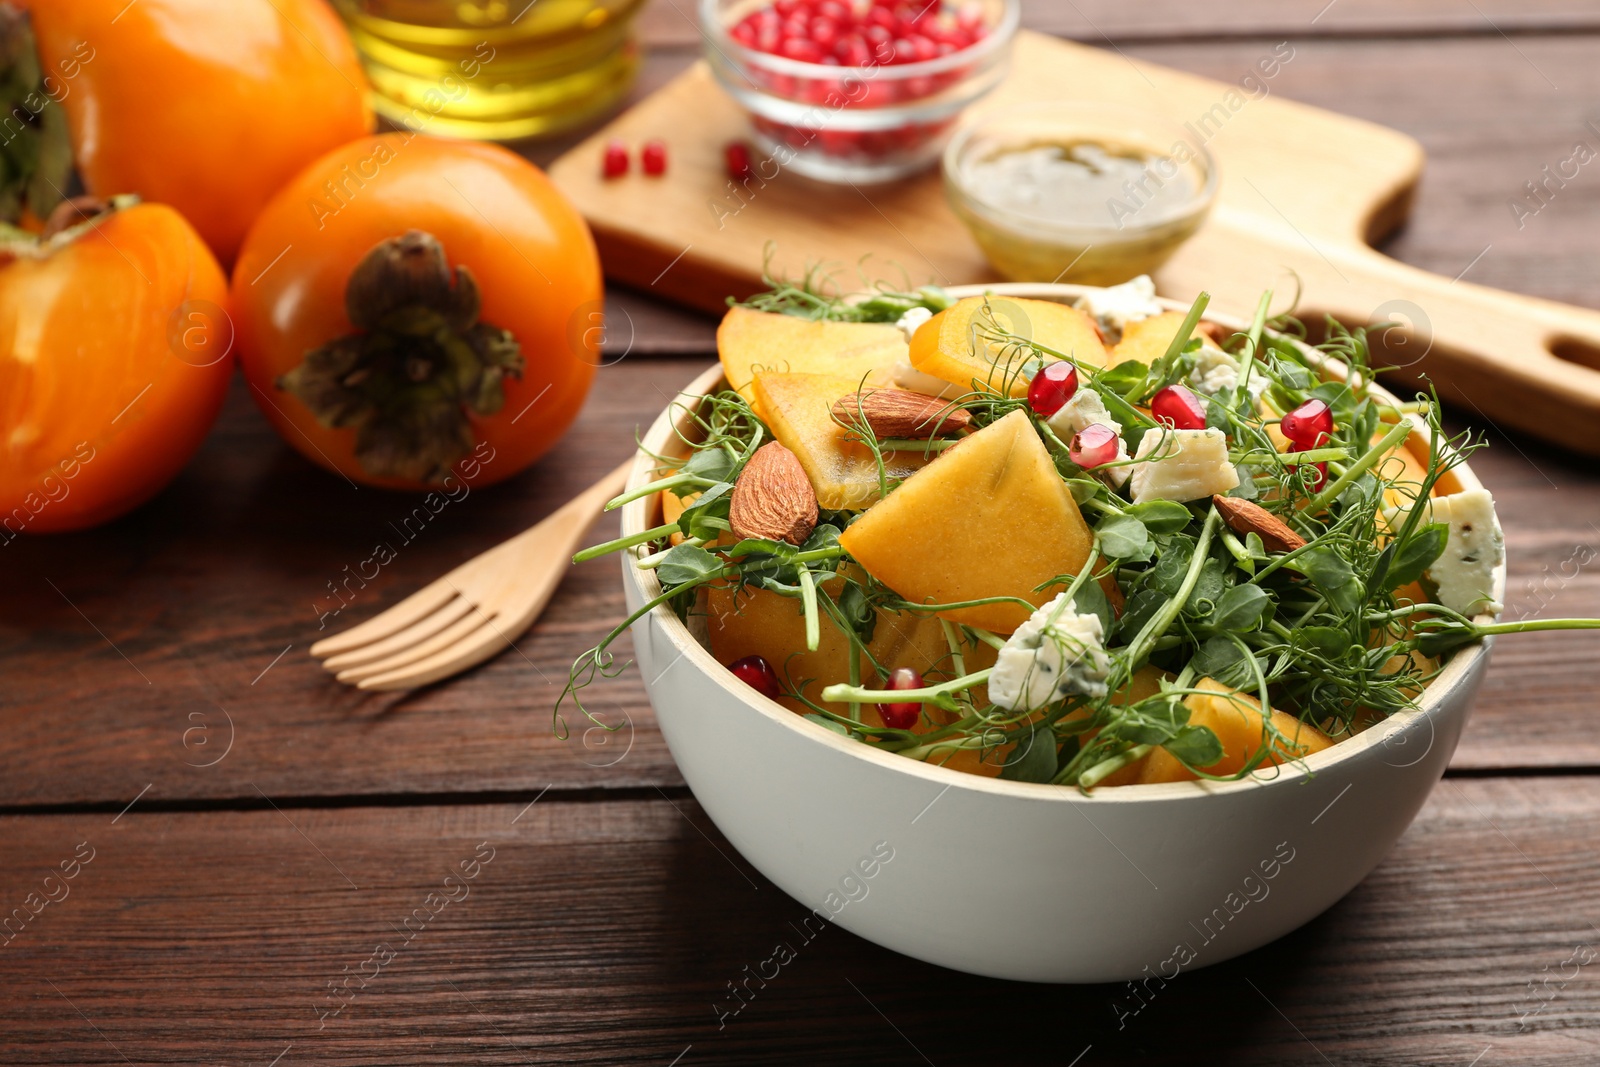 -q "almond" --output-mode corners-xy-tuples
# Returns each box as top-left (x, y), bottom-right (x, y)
(830, 388), (972, 440)
(1212, 495), (1307, 554)
(730, 442), (818, 545)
